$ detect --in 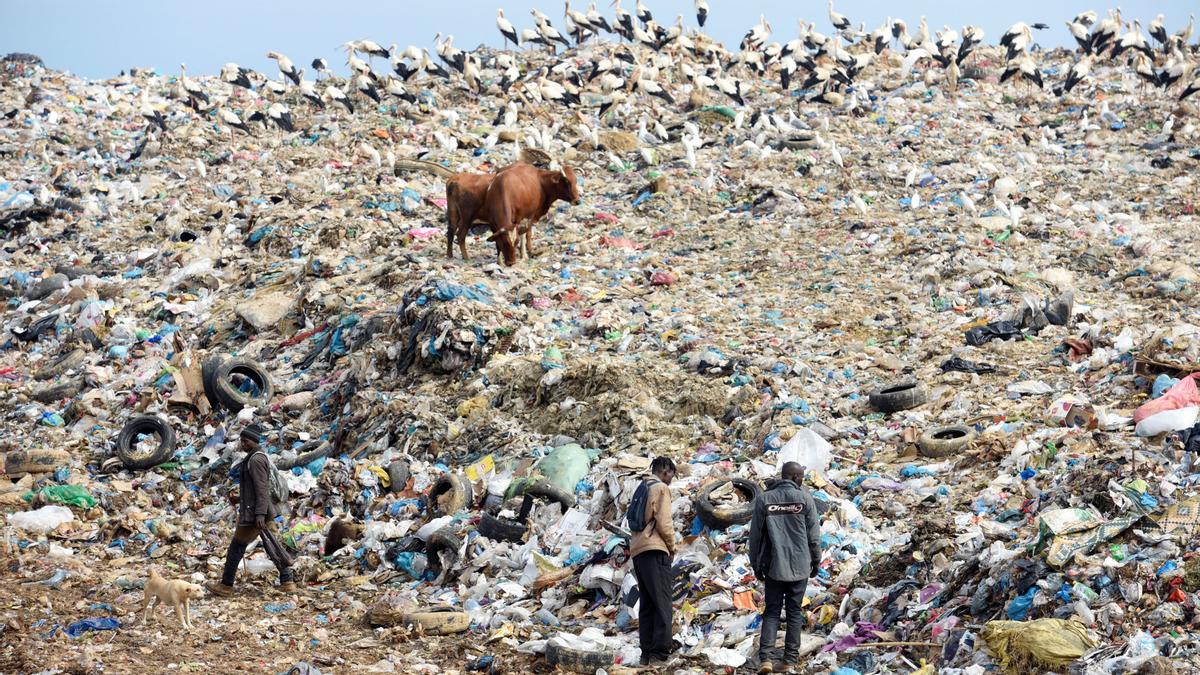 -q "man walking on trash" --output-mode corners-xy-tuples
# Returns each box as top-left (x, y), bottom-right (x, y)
(207, 424), (296, 596)
(749, 461), (822, 674)
(628, 456), (678, 667)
